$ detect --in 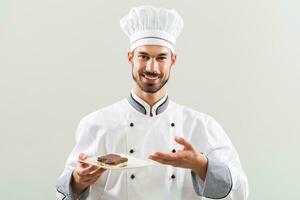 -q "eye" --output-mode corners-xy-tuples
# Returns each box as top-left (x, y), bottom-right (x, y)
(157, 57), (167, 61)
(138, 55), (149, 60)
